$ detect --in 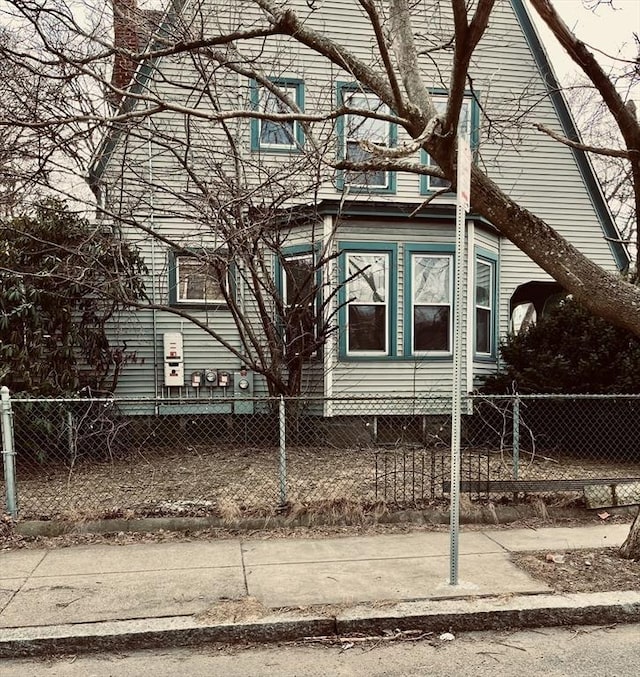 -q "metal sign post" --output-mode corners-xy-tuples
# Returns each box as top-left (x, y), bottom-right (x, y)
(450, 137), (471, 585)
